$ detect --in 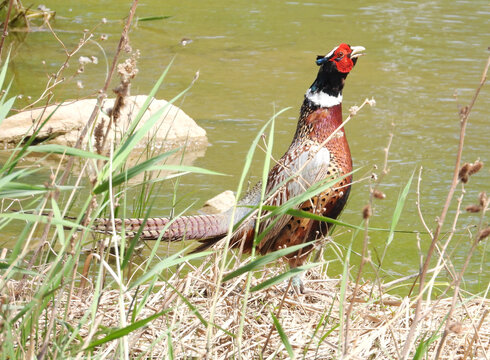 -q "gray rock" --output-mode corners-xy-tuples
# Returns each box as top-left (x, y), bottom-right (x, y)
(0, 96), (208, 151)
(200, 190), (236, 214)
